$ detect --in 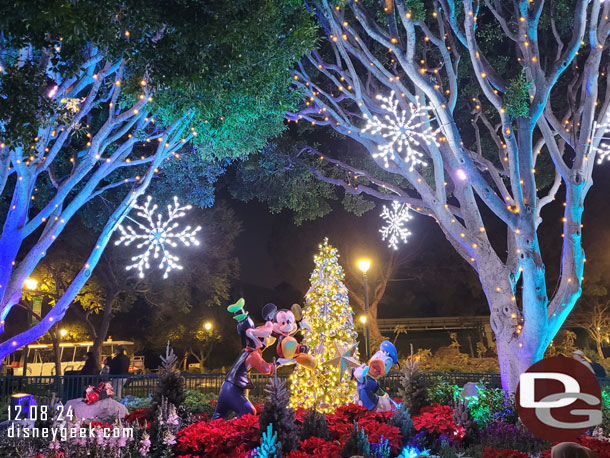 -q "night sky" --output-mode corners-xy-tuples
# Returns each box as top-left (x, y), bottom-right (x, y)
(232, 165), (610, 312)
